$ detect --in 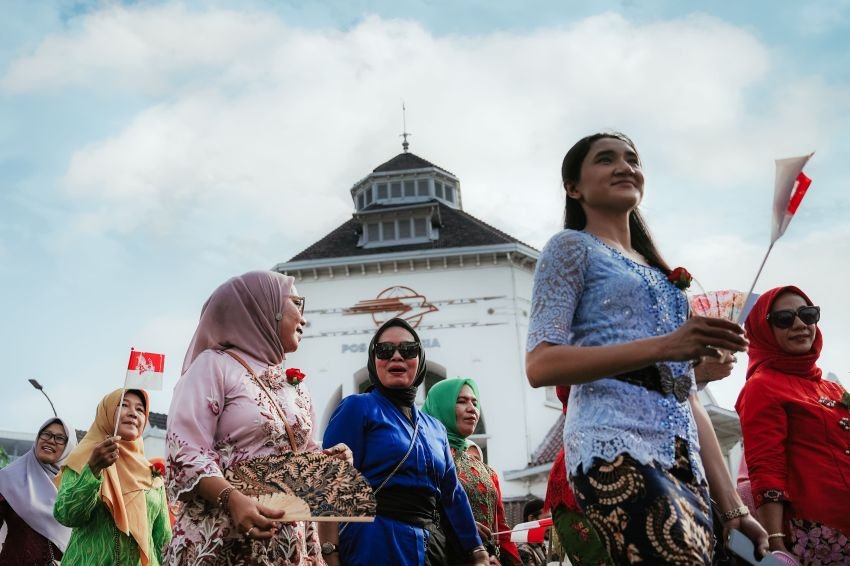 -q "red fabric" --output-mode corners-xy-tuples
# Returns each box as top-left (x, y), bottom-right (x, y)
(736, 370), (850, 535)
(545, 448), (581, 513)
(545, 386), (582, 513)
(744, 286), (822, 380)
(737, 286), (850, 536)
(555, 385), (571, 410)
